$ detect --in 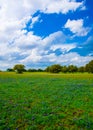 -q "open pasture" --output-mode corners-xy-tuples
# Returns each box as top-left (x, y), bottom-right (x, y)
(0, 72), (93, 130)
